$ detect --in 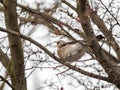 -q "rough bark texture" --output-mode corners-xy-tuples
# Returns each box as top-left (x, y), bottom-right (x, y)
(0, 0), (119, 89)
(77, 0), (120, 89)
(4, 0), (27, 90)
